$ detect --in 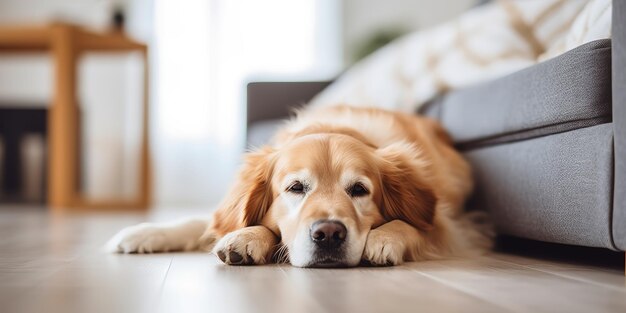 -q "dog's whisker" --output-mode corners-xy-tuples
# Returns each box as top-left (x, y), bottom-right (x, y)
(273, 243), (290, 264)
(276, 245), (287, 263)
